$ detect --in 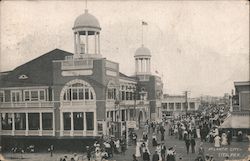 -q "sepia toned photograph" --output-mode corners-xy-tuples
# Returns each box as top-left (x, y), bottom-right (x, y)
(0, 0), (249, 161)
